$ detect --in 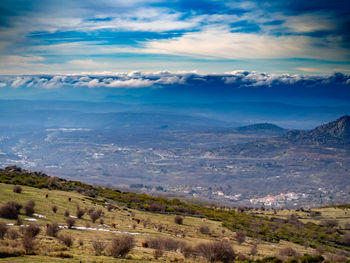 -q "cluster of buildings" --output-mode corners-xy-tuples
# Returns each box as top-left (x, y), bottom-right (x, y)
(249, 192), (307, 207)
